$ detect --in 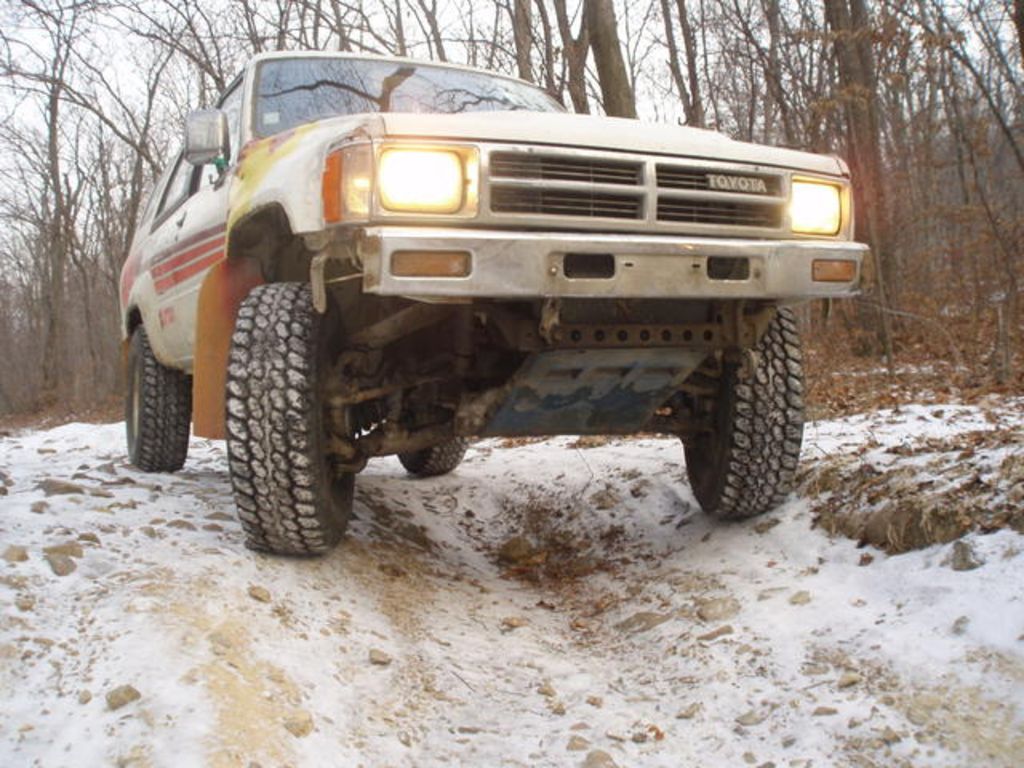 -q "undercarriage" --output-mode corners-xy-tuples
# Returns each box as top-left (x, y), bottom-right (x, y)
(130, 278), (804, 556)
(319, 291), (778, 474)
